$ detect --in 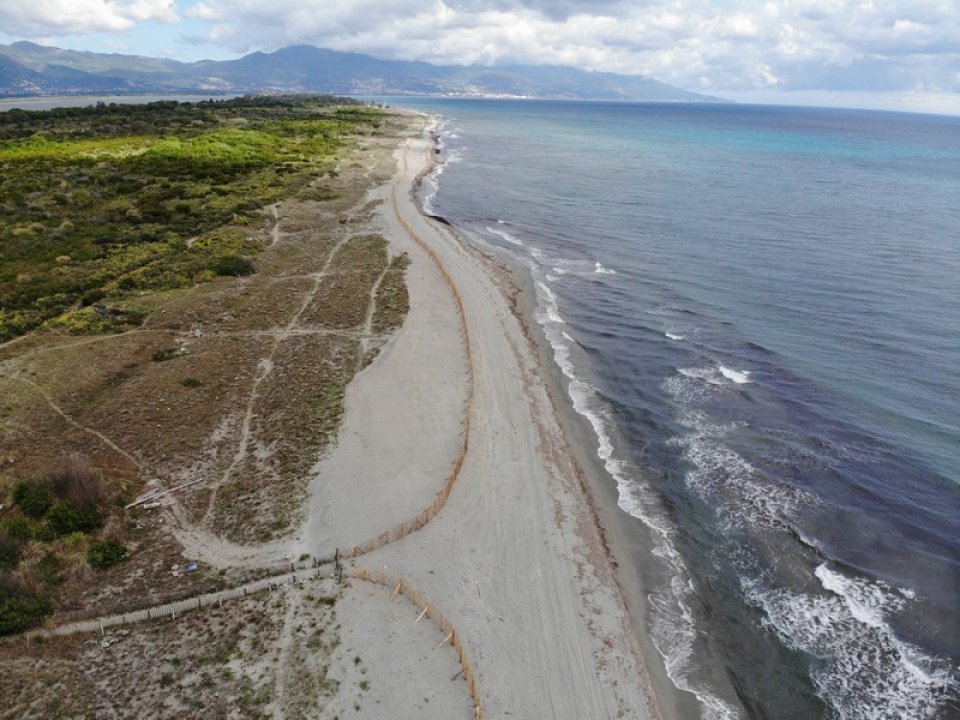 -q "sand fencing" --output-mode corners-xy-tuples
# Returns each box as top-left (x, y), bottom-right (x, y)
(52, 553), (334, 626)
(17, 565), (329, 639)
(338, 140), (476, 562)
(347, 567), (484, 720)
